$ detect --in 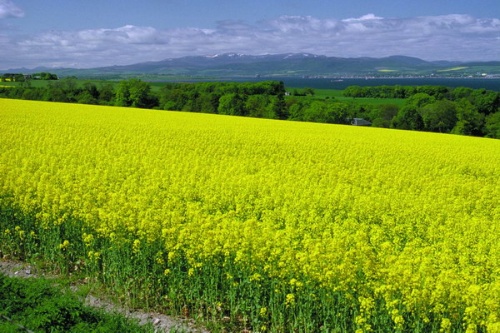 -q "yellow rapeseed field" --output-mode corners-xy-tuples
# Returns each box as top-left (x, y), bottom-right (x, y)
(1, 98), (499, 332)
